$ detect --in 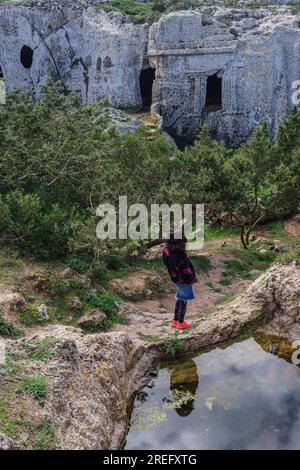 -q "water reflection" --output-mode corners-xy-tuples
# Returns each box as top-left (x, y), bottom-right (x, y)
(169, 359), (198, 417)
(125, 338), (300, 450)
